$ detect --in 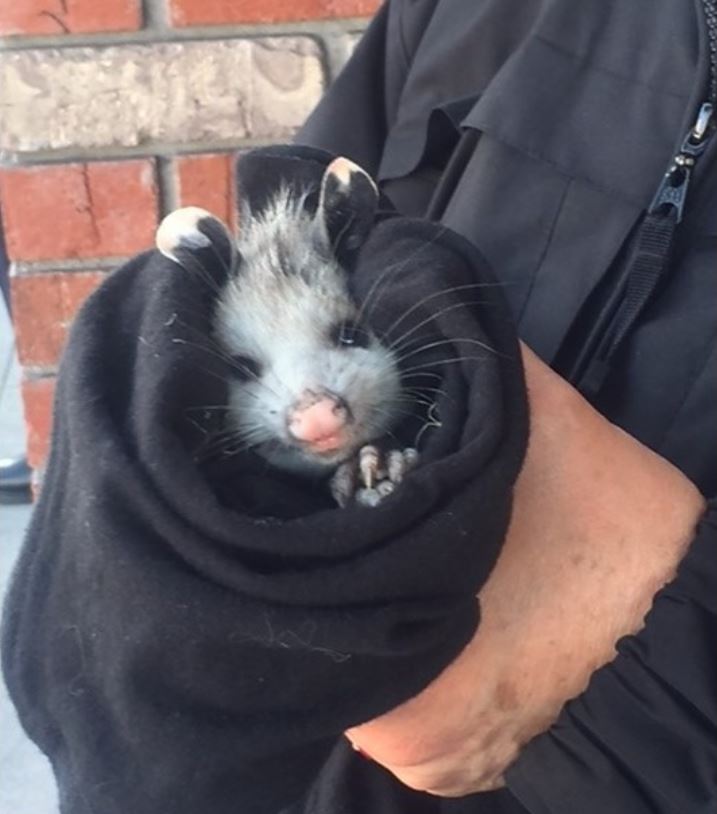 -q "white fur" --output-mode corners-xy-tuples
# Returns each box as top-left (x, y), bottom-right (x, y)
(324, 156), (379, 195)
(214, 188), (401, 473)
(156, 207), (213, 263)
